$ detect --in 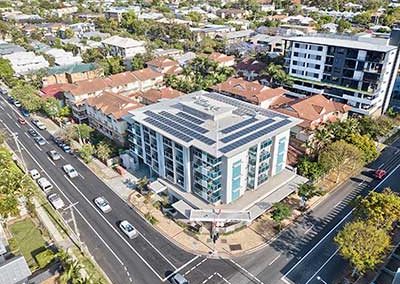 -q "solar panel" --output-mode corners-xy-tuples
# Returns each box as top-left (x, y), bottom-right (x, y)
(160, 111), (208, 134)
(220, 119), (292, 153)
(221, 117), (258, 134)
(221, 118), (275, 143)
(144, 111), (215, 145)
(176, 112), (204, 124)
(143, 117), (193, 143)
